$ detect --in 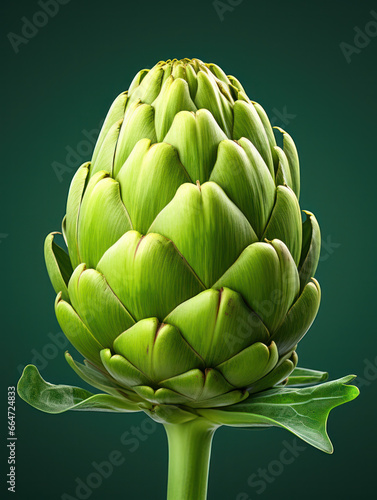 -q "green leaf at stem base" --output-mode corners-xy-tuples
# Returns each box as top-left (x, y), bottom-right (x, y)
(17, 365), (141, 414)
(196, 375), (359, 453)
(17, 365), (359, 455)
